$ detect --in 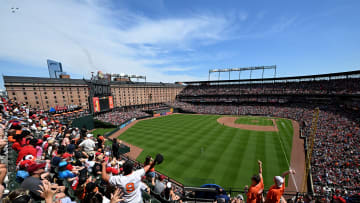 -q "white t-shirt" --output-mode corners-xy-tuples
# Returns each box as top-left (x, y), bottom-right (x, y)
(109, 168), (146, 203)
(79, 139), (95, 152)
(85, 160), (95, 173)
